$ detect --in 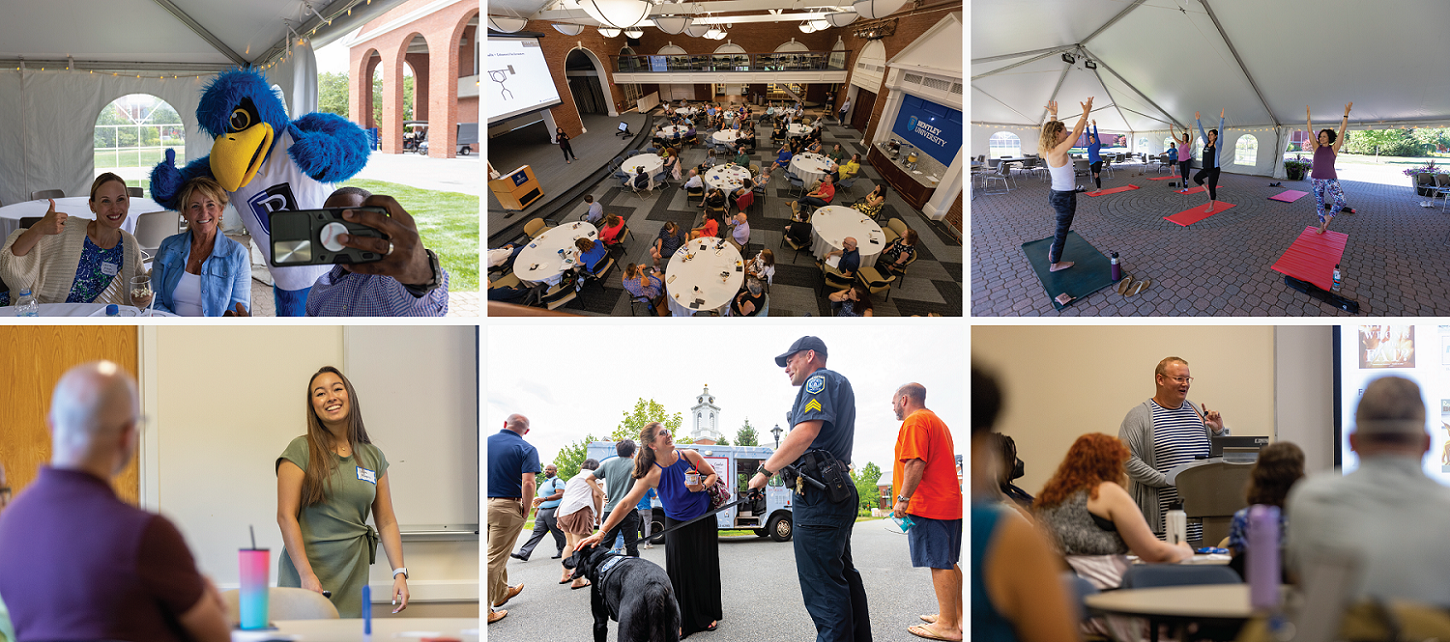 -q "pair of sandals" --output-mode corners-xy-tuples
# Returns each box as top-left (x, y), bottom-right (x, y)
(1117, 274), (1152, 296)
